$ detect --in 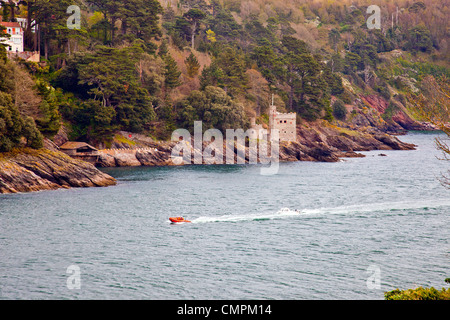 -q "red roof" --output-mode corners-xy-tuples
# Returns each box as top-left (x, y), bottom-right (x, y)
(0, 22), (21, 28)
